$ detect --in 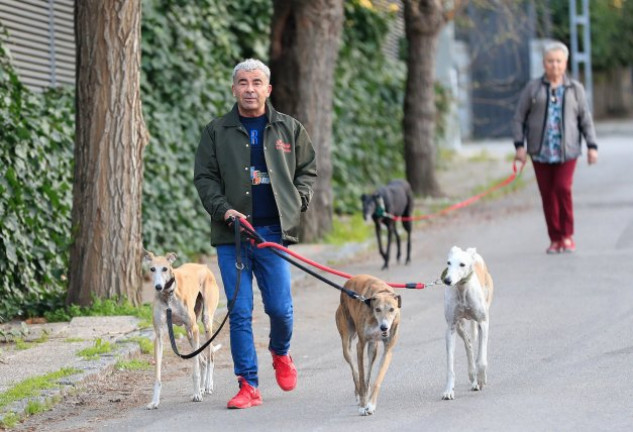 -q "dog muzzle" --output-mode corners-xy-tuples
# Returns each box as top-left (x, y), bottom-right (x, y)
(380, 324), (390, 338)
